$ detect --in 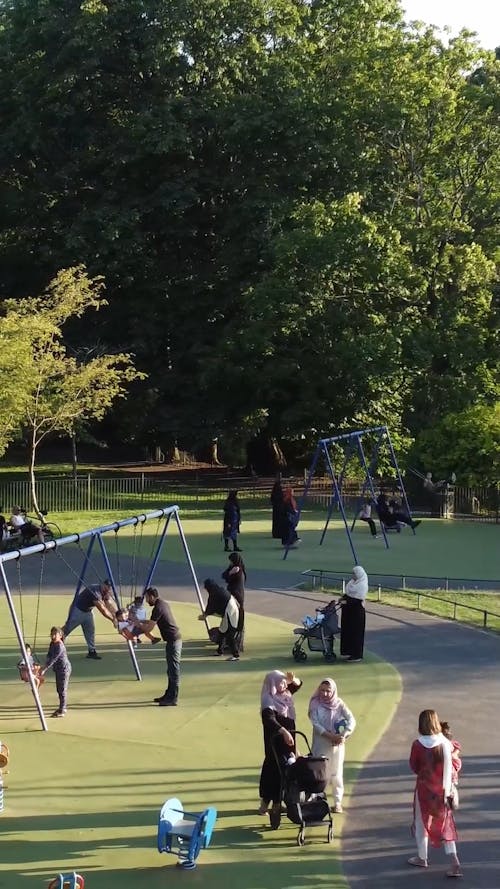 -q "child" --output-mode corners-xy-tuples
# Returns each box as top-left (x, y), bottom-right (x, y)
(441, 720), (462, 808)
(128, 596), (160, 644)
(117, 602), (160, 646)
(41, 627), (71, 717)
(17, 643), (43, 687)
